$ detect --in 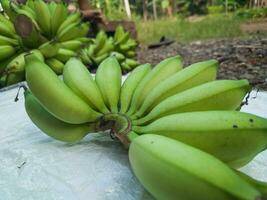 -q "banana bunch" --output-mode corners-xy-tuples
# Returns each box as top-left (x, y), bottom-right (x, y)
(0, 0), (90, 87)
(79, 28), (139, 73)
(22, 55), (267, 199)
